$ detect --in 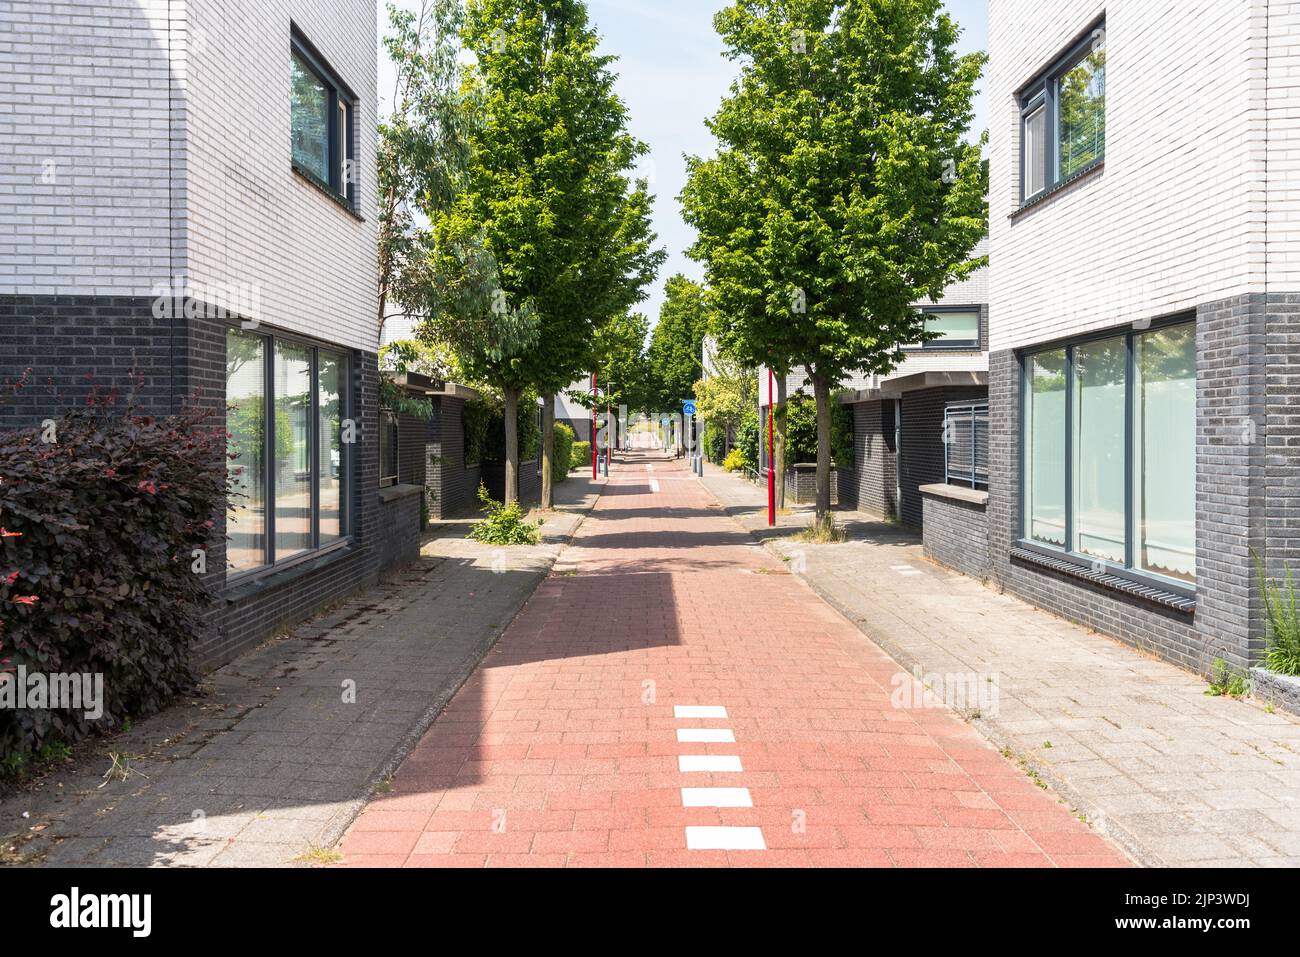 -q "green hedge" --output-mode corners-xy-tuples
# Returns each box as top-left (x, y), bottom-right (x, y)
(704, 423), (728, 463)
(782, 393), (854, 469)
(571, 441), (591, 471)
(464, 393), (542, 465)
(552, 422), (575, 484)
